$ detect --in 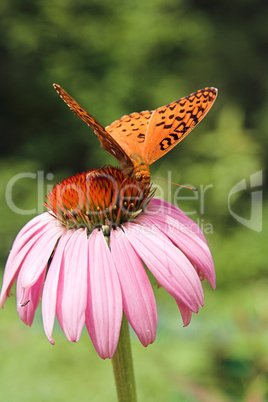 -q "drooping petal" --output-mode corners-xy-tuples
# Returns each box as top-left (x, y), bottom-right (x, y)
(123, 222), (204, 313)
(85, 229), (122, 359)
(42, 230), (74, 344)
(56, 229), (88, 343)
(16, 268), (47, 326)
(19, 225), (64, 289)
(9, 213), (56, 254)
(110, 228), (157, 347)
(138, 214), (216, 289)
(147, 198), (207, 243)
(175, 299), (193, 327)
(0, 213), (64, 307)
